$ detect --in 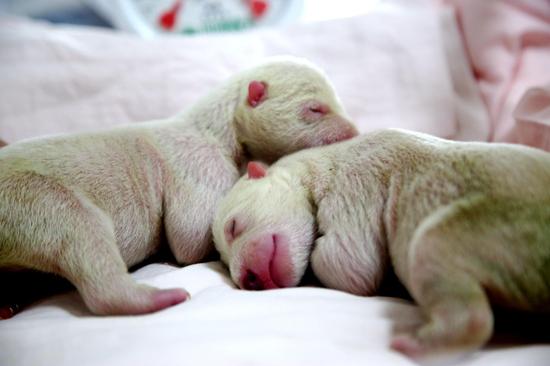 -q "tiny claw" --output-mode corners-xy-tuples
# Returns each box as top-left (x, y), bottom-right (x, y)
(151, 288), (190, 310)
(0, 303), (20, 320)
(391, 334), (423, 357)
